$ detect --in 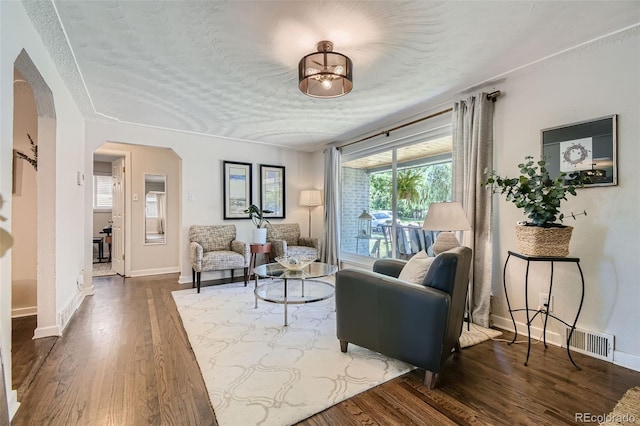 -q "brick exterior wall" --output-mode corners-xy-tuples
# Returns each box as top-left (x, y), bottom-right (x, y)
(341, 167), (371, 256)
